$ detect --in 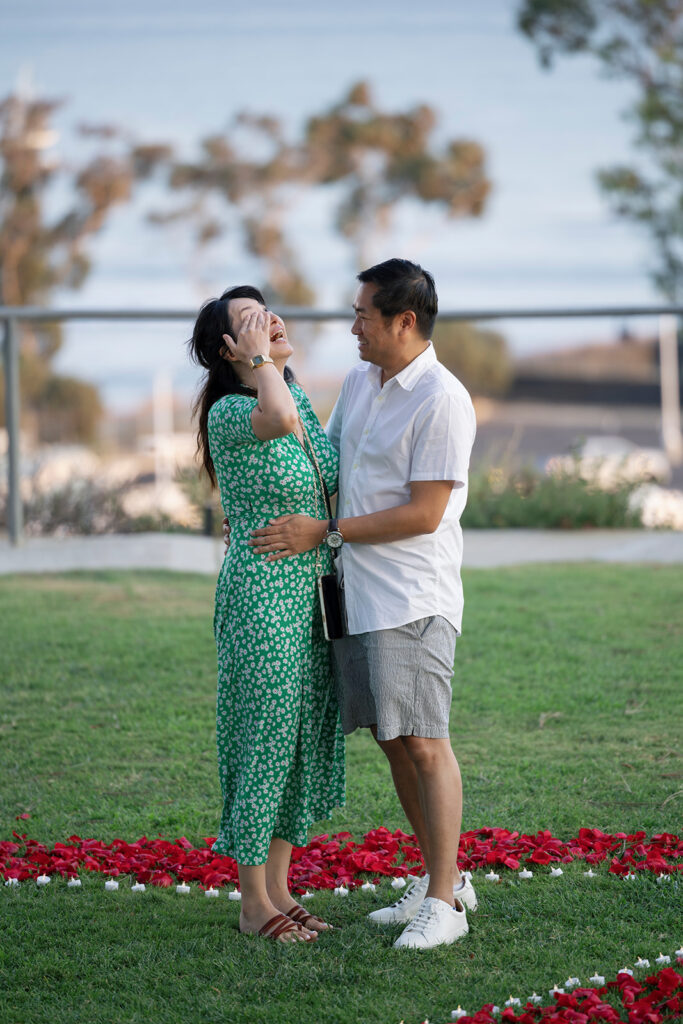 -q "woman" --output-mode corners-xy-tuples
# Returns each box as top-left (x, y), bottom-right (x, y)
(189, 286), (345, 944)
